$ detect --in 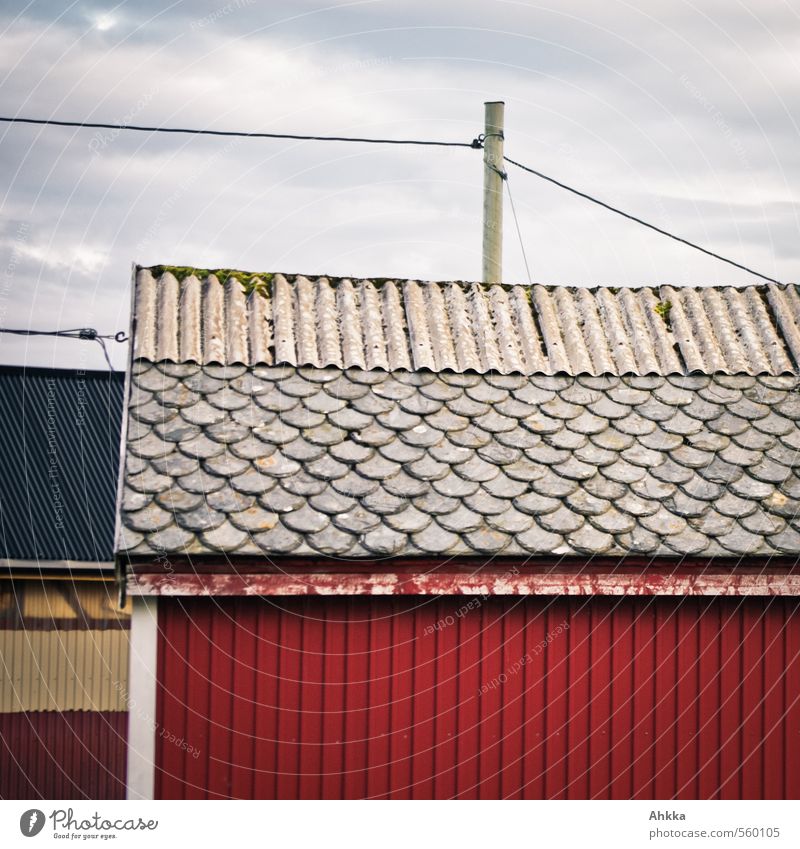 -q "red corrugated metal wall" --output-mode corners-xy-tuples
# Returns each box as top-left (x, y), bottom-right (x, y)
(0, 711), (127, 799)
(156, 596), (800, 799)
